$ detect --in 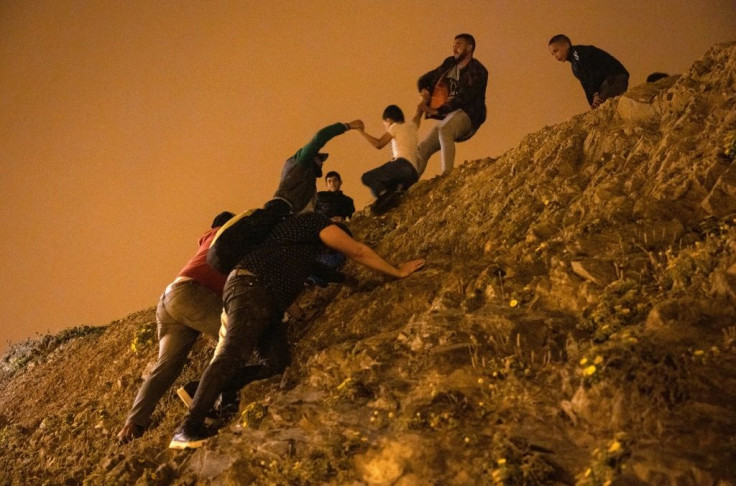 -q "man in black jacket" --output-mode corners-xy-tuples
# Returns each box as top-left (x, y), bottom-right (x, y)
(315, 171), (355, 222)
(549, 34), (629, 109)
(416, 33), (488, 176)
